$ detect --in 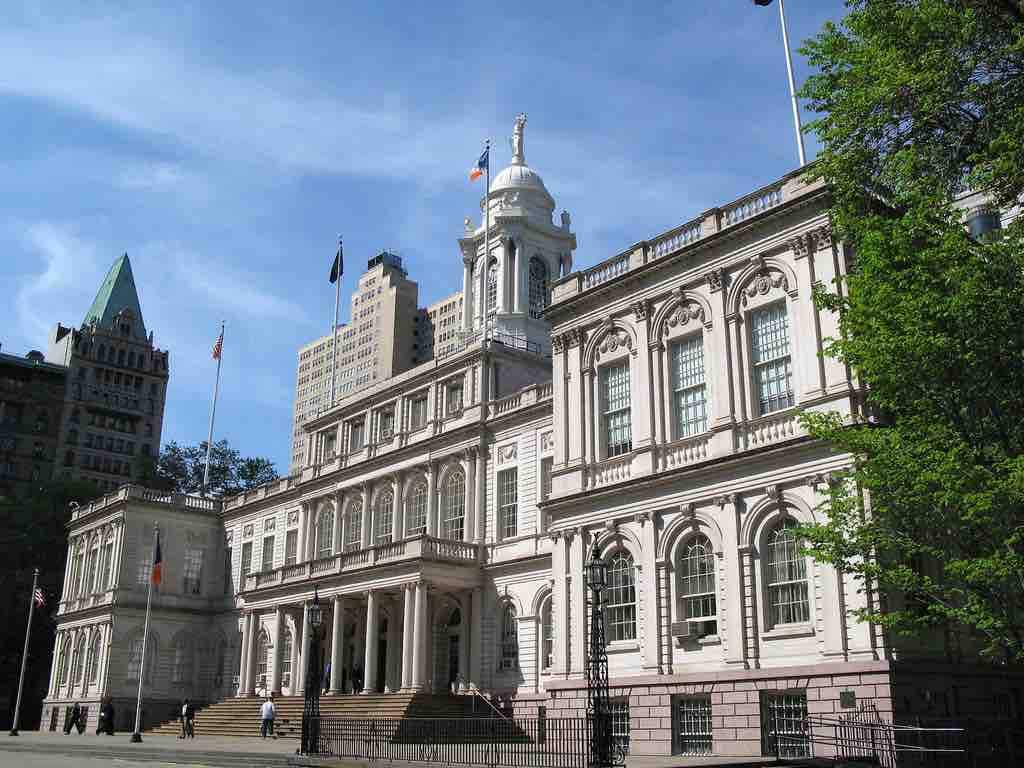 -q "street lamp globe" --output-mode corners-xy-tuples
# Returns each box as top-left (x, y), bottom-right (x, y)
(586, 543), (607, 593)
